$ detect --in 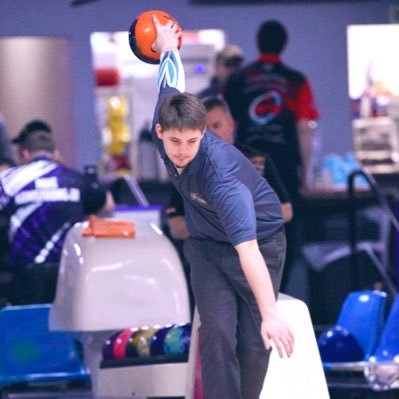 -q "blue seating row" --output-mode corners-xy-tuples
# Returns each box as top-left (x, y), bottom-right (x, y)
(318, 290), (399, 392)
